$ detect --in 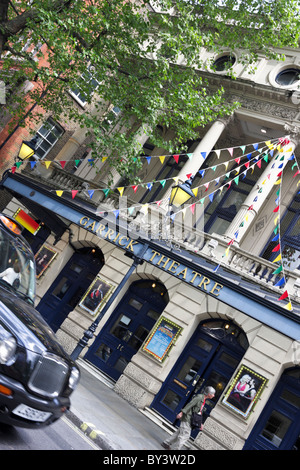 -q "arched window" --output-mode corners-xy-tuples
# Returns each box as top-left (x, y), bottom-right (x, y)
(212, 54), (236, 72)
(275, 68), (300, 87)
